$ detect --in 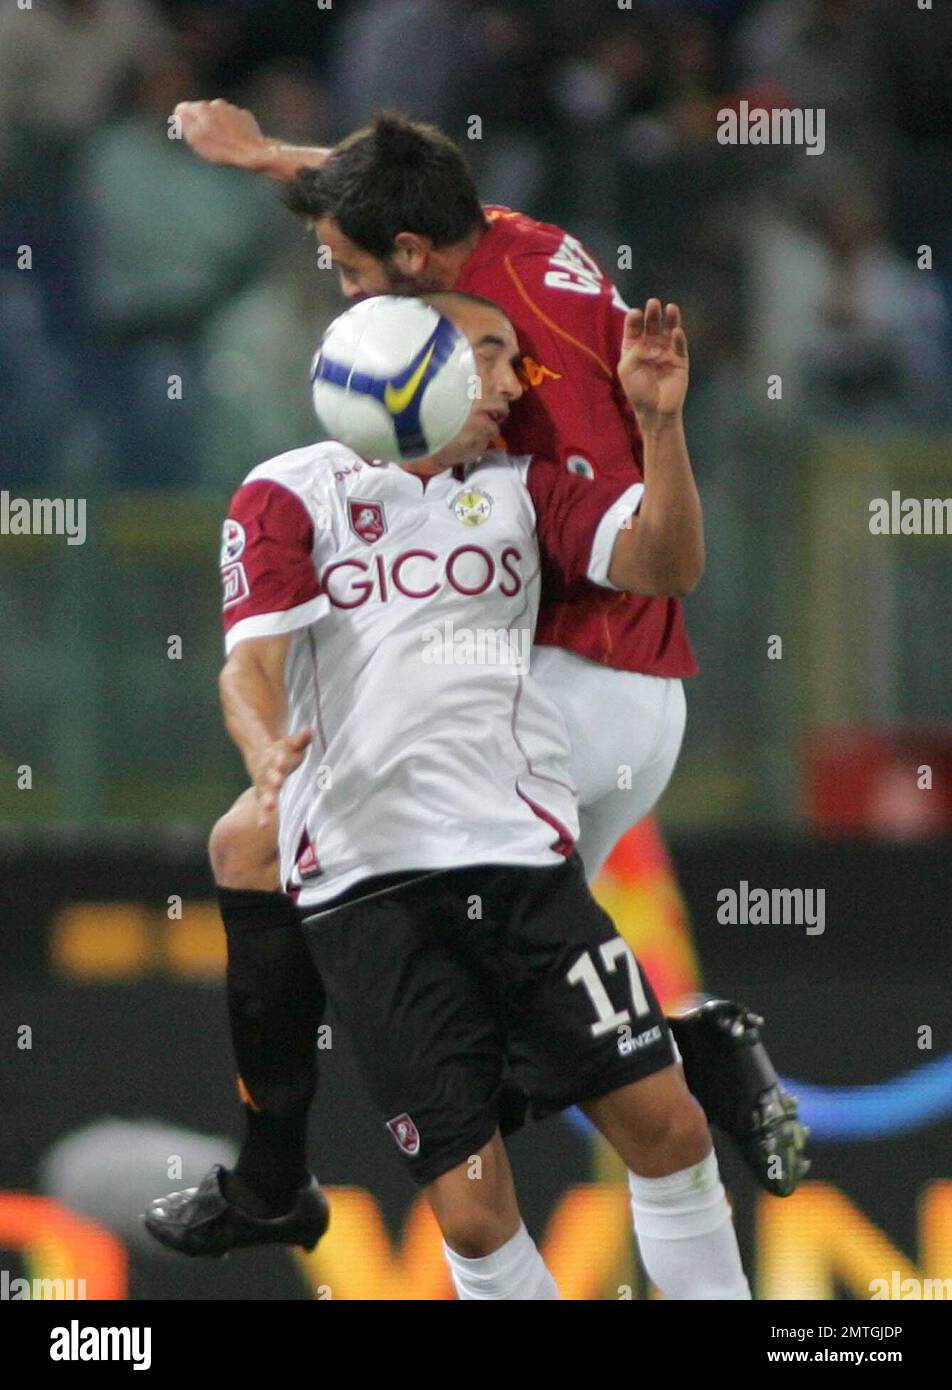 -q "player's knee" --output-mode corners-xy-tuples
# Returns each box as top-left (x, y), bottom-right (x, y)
(208, 802), (277, 891)
(208, 811), (242, 886)
(647, 1093), (711, 1172)
(440, 1203), (516, 1260)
